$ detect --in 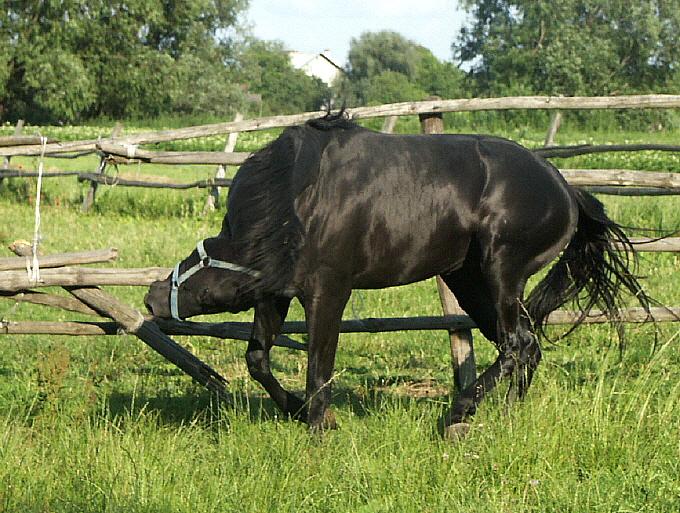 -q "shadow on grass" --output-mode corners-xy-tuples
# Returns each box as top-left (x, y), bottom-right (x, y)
(104, 374), (453, 428)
